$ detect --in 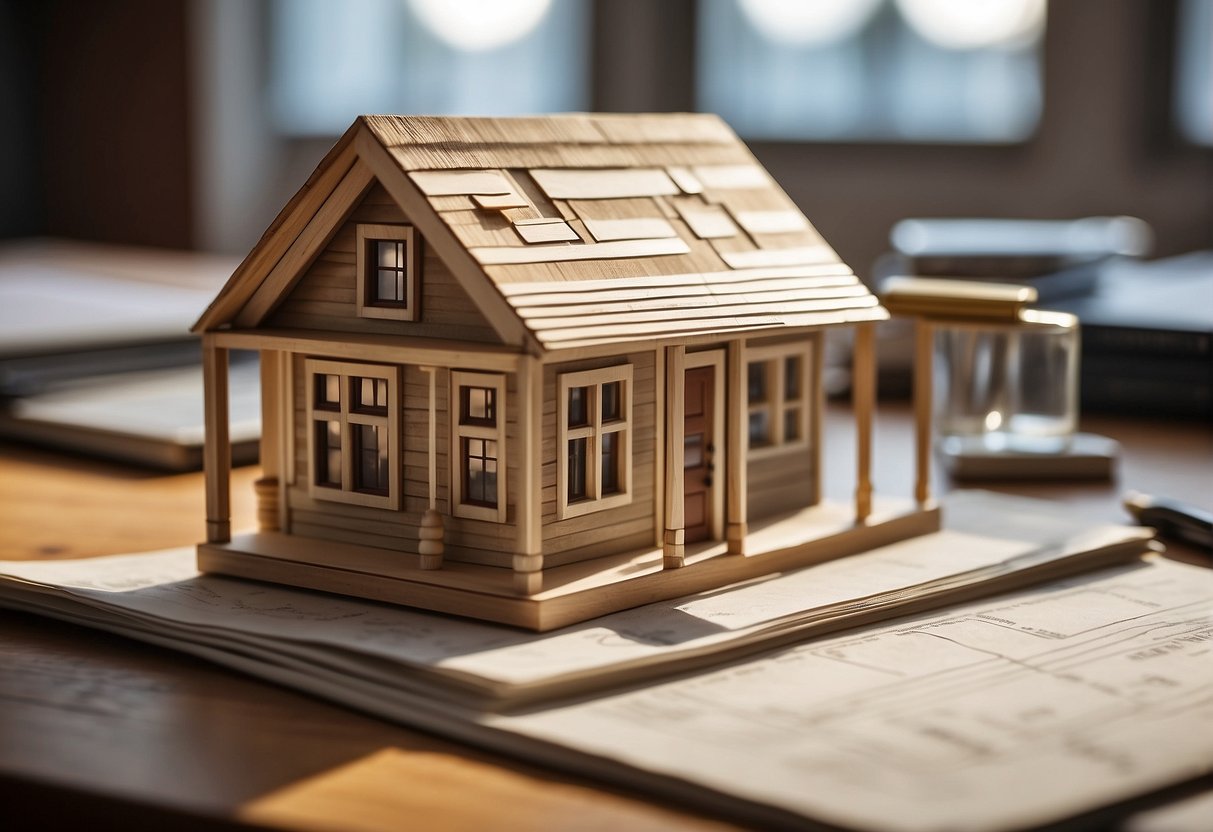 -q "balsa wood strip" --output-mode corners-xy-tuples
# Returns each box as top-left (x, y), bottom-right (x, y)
(385, 143), (751, 173)
(363, 113), (606, 147)
(529, 168), (680, 200)
(672, 201), (739, 240)
(539, 306), (889, 350)
(733, 210), (809, 235)
(853, 322), (875, 522)
(202, 338), (231, 543)
(470, 237), (690, 266)
(591, 113), (737, 145)
(235, 160), (376, 327)
(473, 192), (530, 210)
(720, 245), (839, 270)
(666, 166), (704, 194)
(513, 218), (580, 244)
(581, 216), (678, 242)
(514, 286), (872, 320)
(509, 279), (863, 311)
(409, 169), (513, 196)
(692, 163), (769, 189)
(521, 295), (879, 329)
(211, 328), (524, 372)
(498, 264), (857, 297)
